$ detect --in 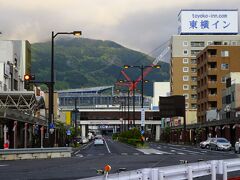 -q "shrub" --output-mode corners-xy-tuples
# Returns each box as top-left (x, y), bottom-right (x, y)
(118, 128), (142, 147)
